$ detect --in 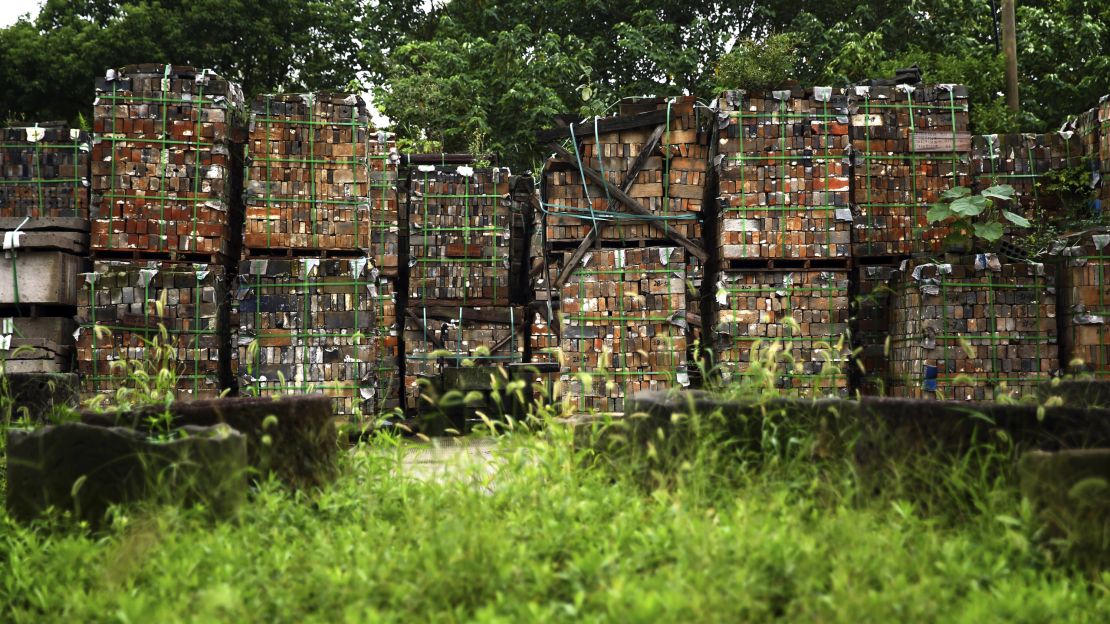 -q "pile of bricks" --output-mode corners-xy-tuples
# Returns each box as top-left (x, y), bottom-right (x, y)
(1, 124), (89, 219)
(851, 84), (971, 257)
(404, 165), (524, 409)
(1059, 229), (1109, 378)
(91, 64), (243, 259)
(236, 258), (383, 416)
(0, 123), (90, 373)
(970, 132), (1082, 222)
(244, 93), (398, 258)
(887, 255), (1057, 401)
(408, 166), (513, 305)
(559, 247), (688, 412)
(76, 260), (228, 398)
(717, 88), (852, 260)
(237, 92), (400, 422)
(82, 65), (242, 400)
(403, 305), (525, 409)
(543, 96), (705, 243)
(715, 268), (850, 395)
